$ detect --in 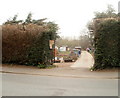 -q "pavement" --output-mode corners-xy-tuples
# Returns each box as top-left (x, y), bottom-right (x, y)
(1, 51), (119, 79)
